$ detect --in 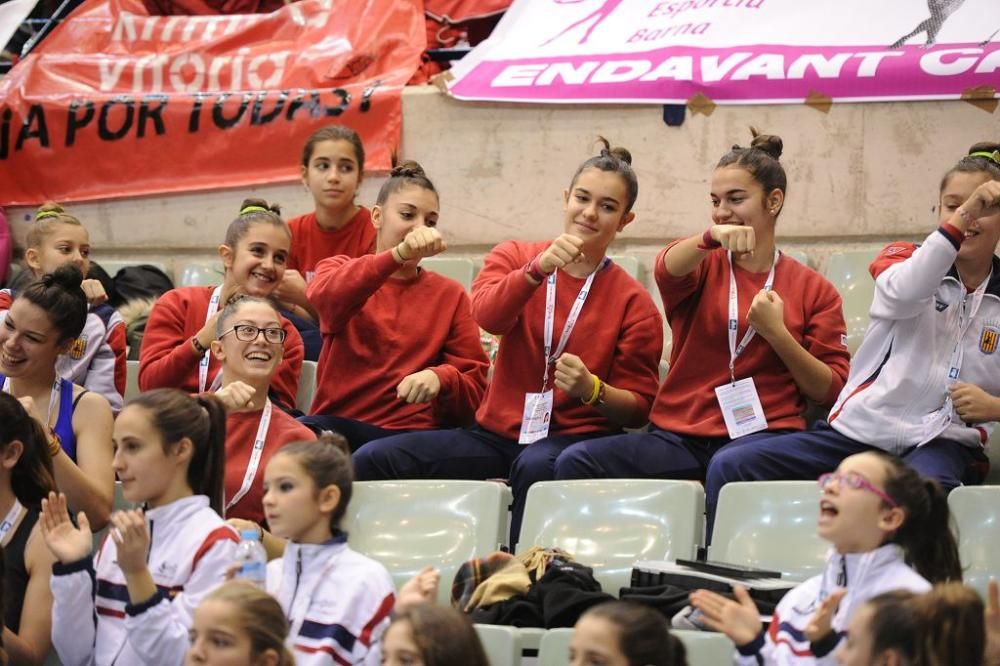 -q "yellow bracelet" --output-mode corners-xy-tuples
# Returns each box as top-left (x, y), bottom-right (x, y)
(582, 376), (602, 405)
(47, 429), (62, 458)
